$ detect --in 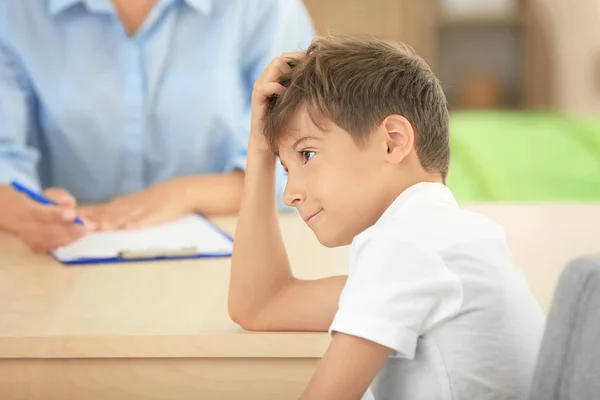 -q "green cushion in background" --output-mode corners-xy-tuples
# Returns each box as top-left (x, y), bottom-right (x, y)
(446, 111), (600, 202)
